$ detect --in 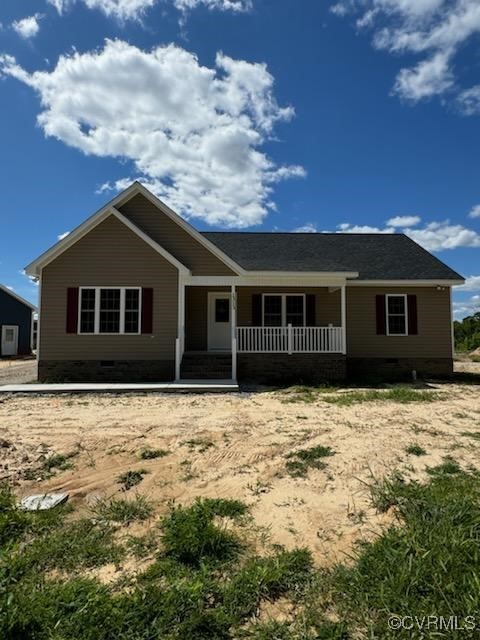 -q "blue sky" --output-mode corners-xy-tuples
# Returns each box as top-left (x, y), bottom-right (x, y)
(0, 0), (479, 317)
